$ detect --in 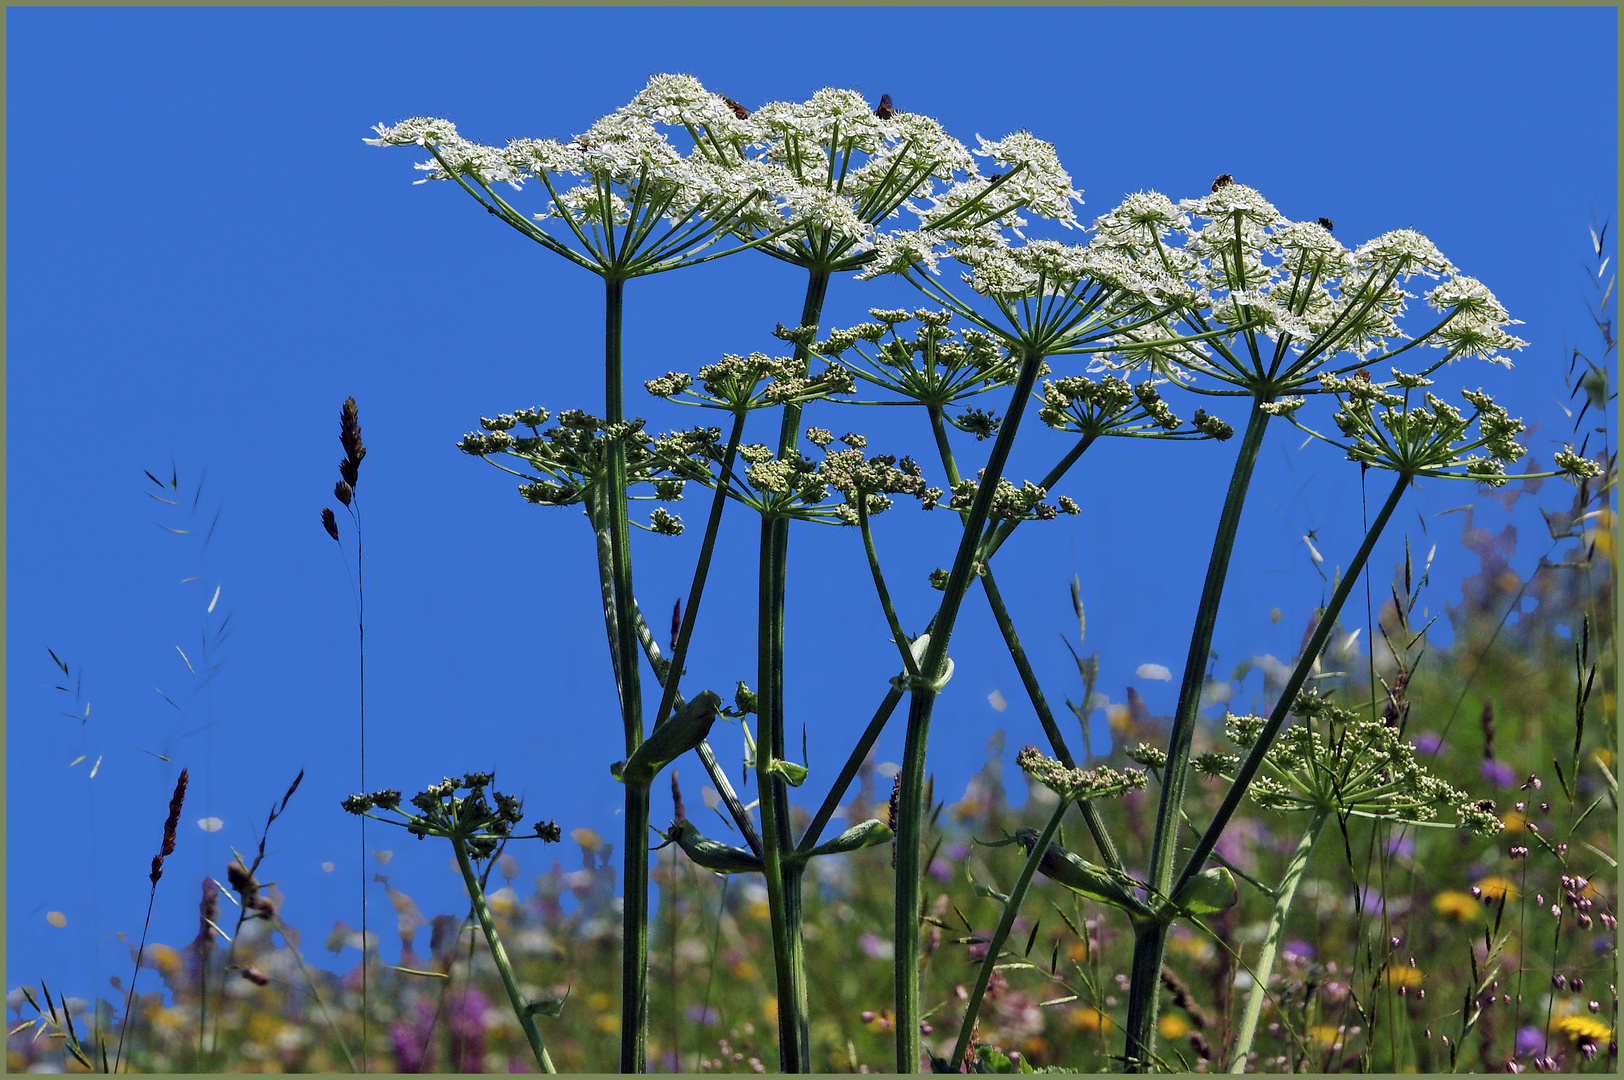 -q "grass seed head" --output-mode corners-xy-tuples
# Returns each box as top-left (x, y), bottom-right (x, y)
(149, 768), (189, 885)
